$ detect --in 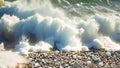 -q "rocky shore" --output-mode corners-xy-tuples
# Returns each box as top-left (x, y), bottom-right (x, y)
(16, 49), (120, 68)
